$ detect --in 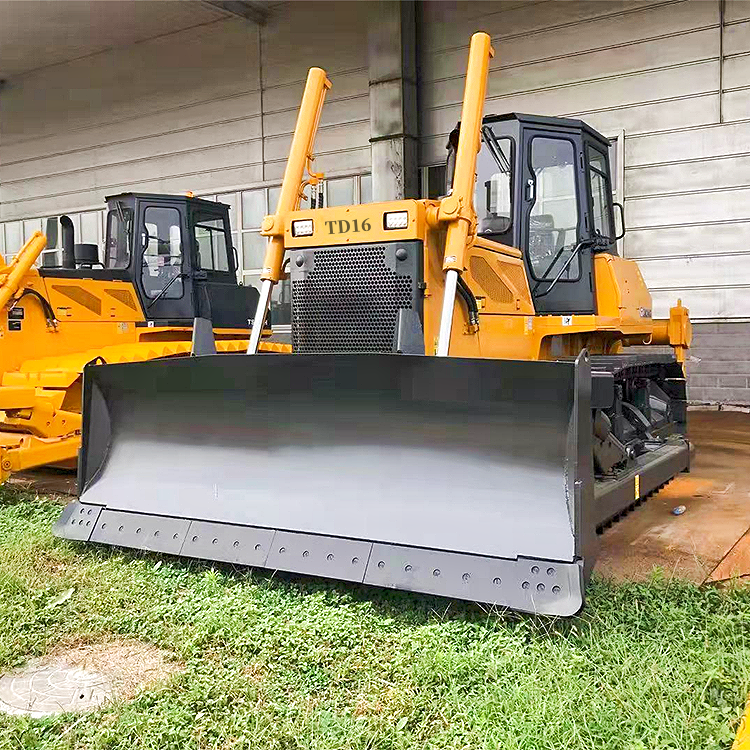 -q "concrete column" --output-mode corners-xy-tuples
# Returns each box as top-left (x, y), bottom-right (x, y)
(367, 1), (418, 201)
